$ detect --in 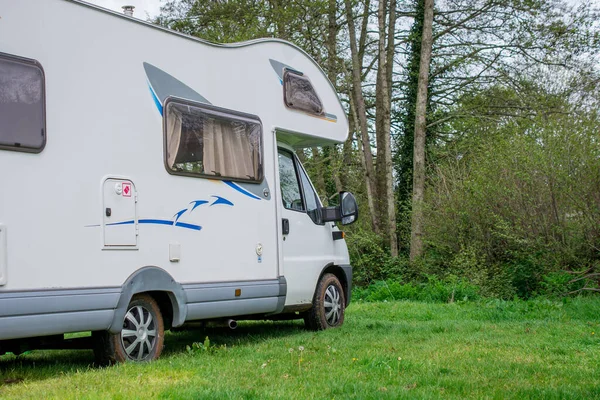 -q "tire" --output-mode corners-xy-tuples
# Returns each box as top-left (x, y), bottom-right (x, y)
(93, 294), (164, 365)
(304, 273), (346, 331)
